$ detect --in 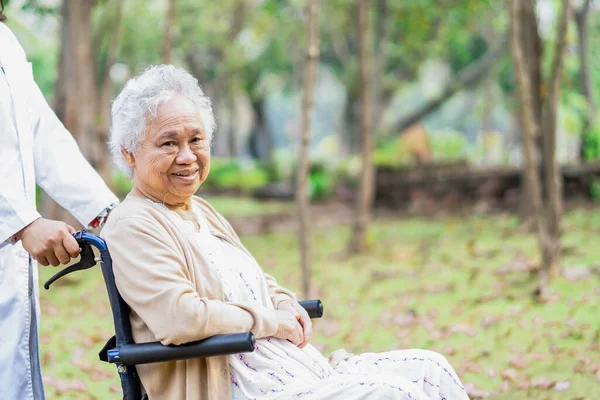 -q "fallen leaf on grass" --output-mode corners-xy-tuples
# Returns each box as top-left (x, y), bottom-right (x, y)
(442, 345), (456, 356)
(89, 366), (114, 382)
(423, 283), (455, 294)
(393, 311), (417, 327)
(515, 380), (530, 390)
(452, 305), (464, 316)
(110, 383), (122, 393)
(449, 323), (477, 337)
(464, 362), (483, 374)
(43, 375), (88, 394)
(498, 380), (511, 393)
(563, 266), (592, 282)
(494, 255), (538, 275)
(500, 368), (517, 382)
(480, 315), (499, 329)
(531, 378), (554, 390)
(509, 355), (527, 370)
(370, 270), (400, 281)
(463, 382), (493, 399)
(70, 348), (93, 373)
